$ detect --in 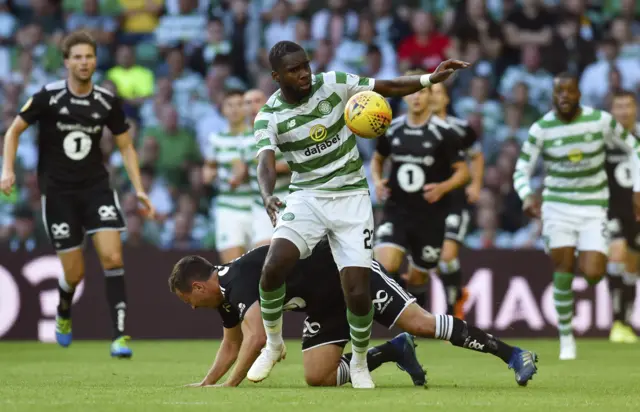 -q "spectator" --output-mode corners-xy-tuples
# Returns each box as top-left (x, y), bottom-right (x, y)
(5, 204), (45, 252)
(139, 78), (187, 129)
(310, 39), (337, 73)
(24, 0), (64, 36)
(162, 47), (205, 110)
(119, 0), (164, 44)
(465, 205), (512, 249)
(510, 82), (542, 126)
(397, 10), (450, 73)
(161, 192), (208, 246)
(162, 212), (200, 249)
(454, 76), (503, 139)
(311, 0), (359, 48)
(190, 18), (233, 77)
(6, 49), (51, 100)
(65, 0), (118, 68)
(190, 72), (228, 153)
(544, 12), (596, 75)
(207, 54), (247, 92)
(141, 105), (201, 188)
(448, 0), (503, 61)
(0, 2), (18, 45)
(139, 165), (173, 221)
(449, 40), (496, 102)
(502, 0), (554, 68)
(262, 0), (297, 52)
(154, 0), (207, 49)
(223, 0), (261, 83)
(605, 0), (640, 38)
(369, 0), (410, 48)
(499, 44), (554, 113)
(122, 213), (156, 247)
(363, 45), (398, 80)
(107, 44), (155, 106)
(579, 36), (640, 108)
(292, 17), (316, 55)
(496, 103), (529, 144)
(609, 16), (640, 60)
